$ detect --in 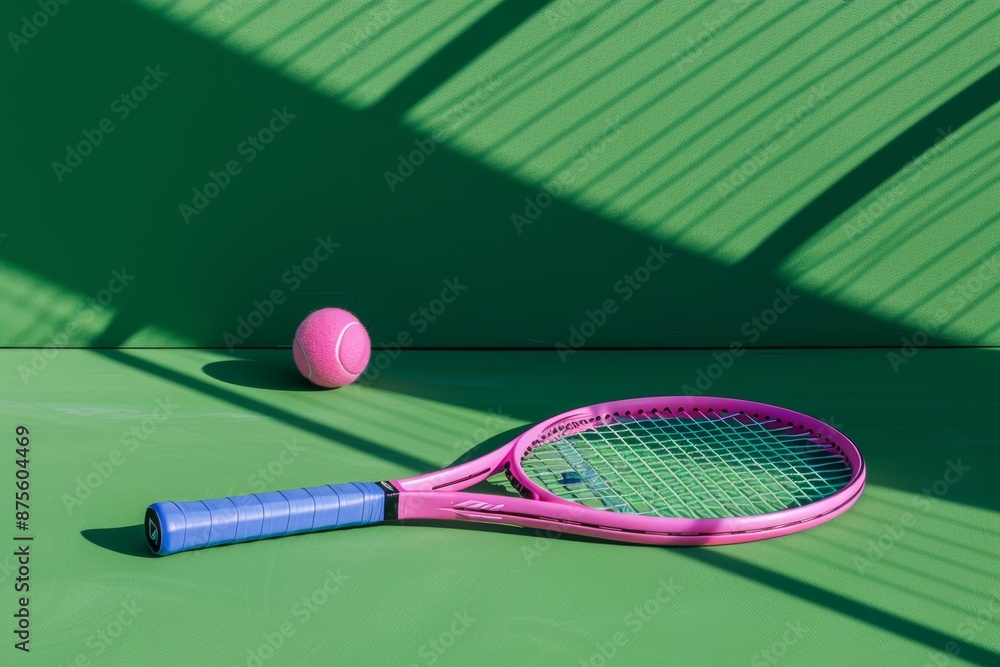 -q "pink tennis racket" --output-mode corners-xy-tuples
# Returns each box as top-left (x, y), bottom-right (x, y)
(146, 396), (865, 555)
